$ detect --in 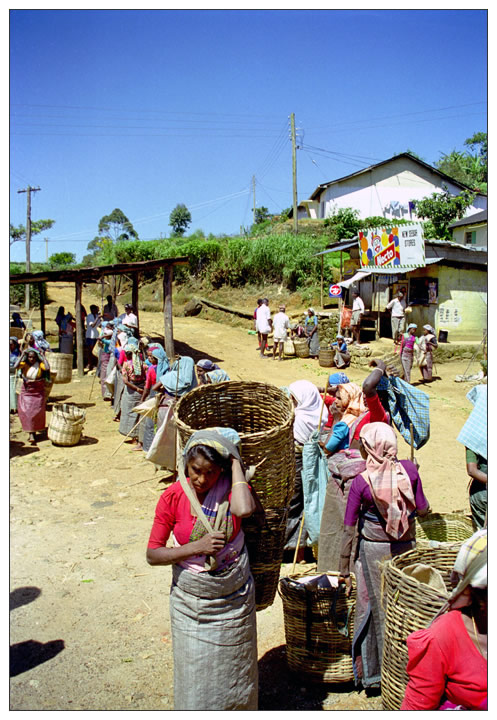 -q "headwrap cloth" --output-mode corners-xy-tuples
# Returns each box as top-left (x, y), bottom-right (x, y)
(123, 336), (142, 375)
(359, 422), (416, 539)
